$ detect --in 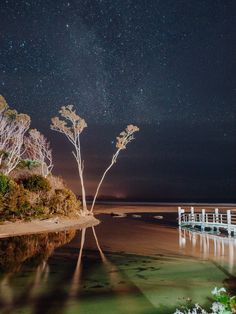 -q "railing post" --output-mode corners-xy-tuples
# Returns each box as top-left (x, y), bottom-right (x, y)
(201, 209), (205, 231)
(215, 208), (219, 224)
(178, 207), (185, 226)
(190, 206), (194, 223)
(227, 210), (231, 235)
